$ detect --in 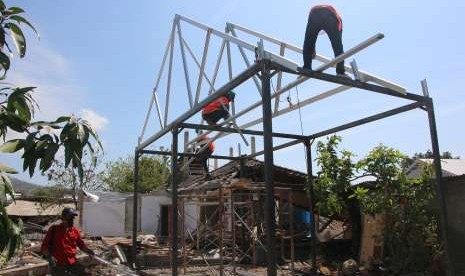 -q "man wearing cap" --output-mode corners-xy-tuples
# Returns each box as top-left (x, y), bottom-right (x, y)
(202, 91), (236, 126)
(41, 208), (95, 276)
